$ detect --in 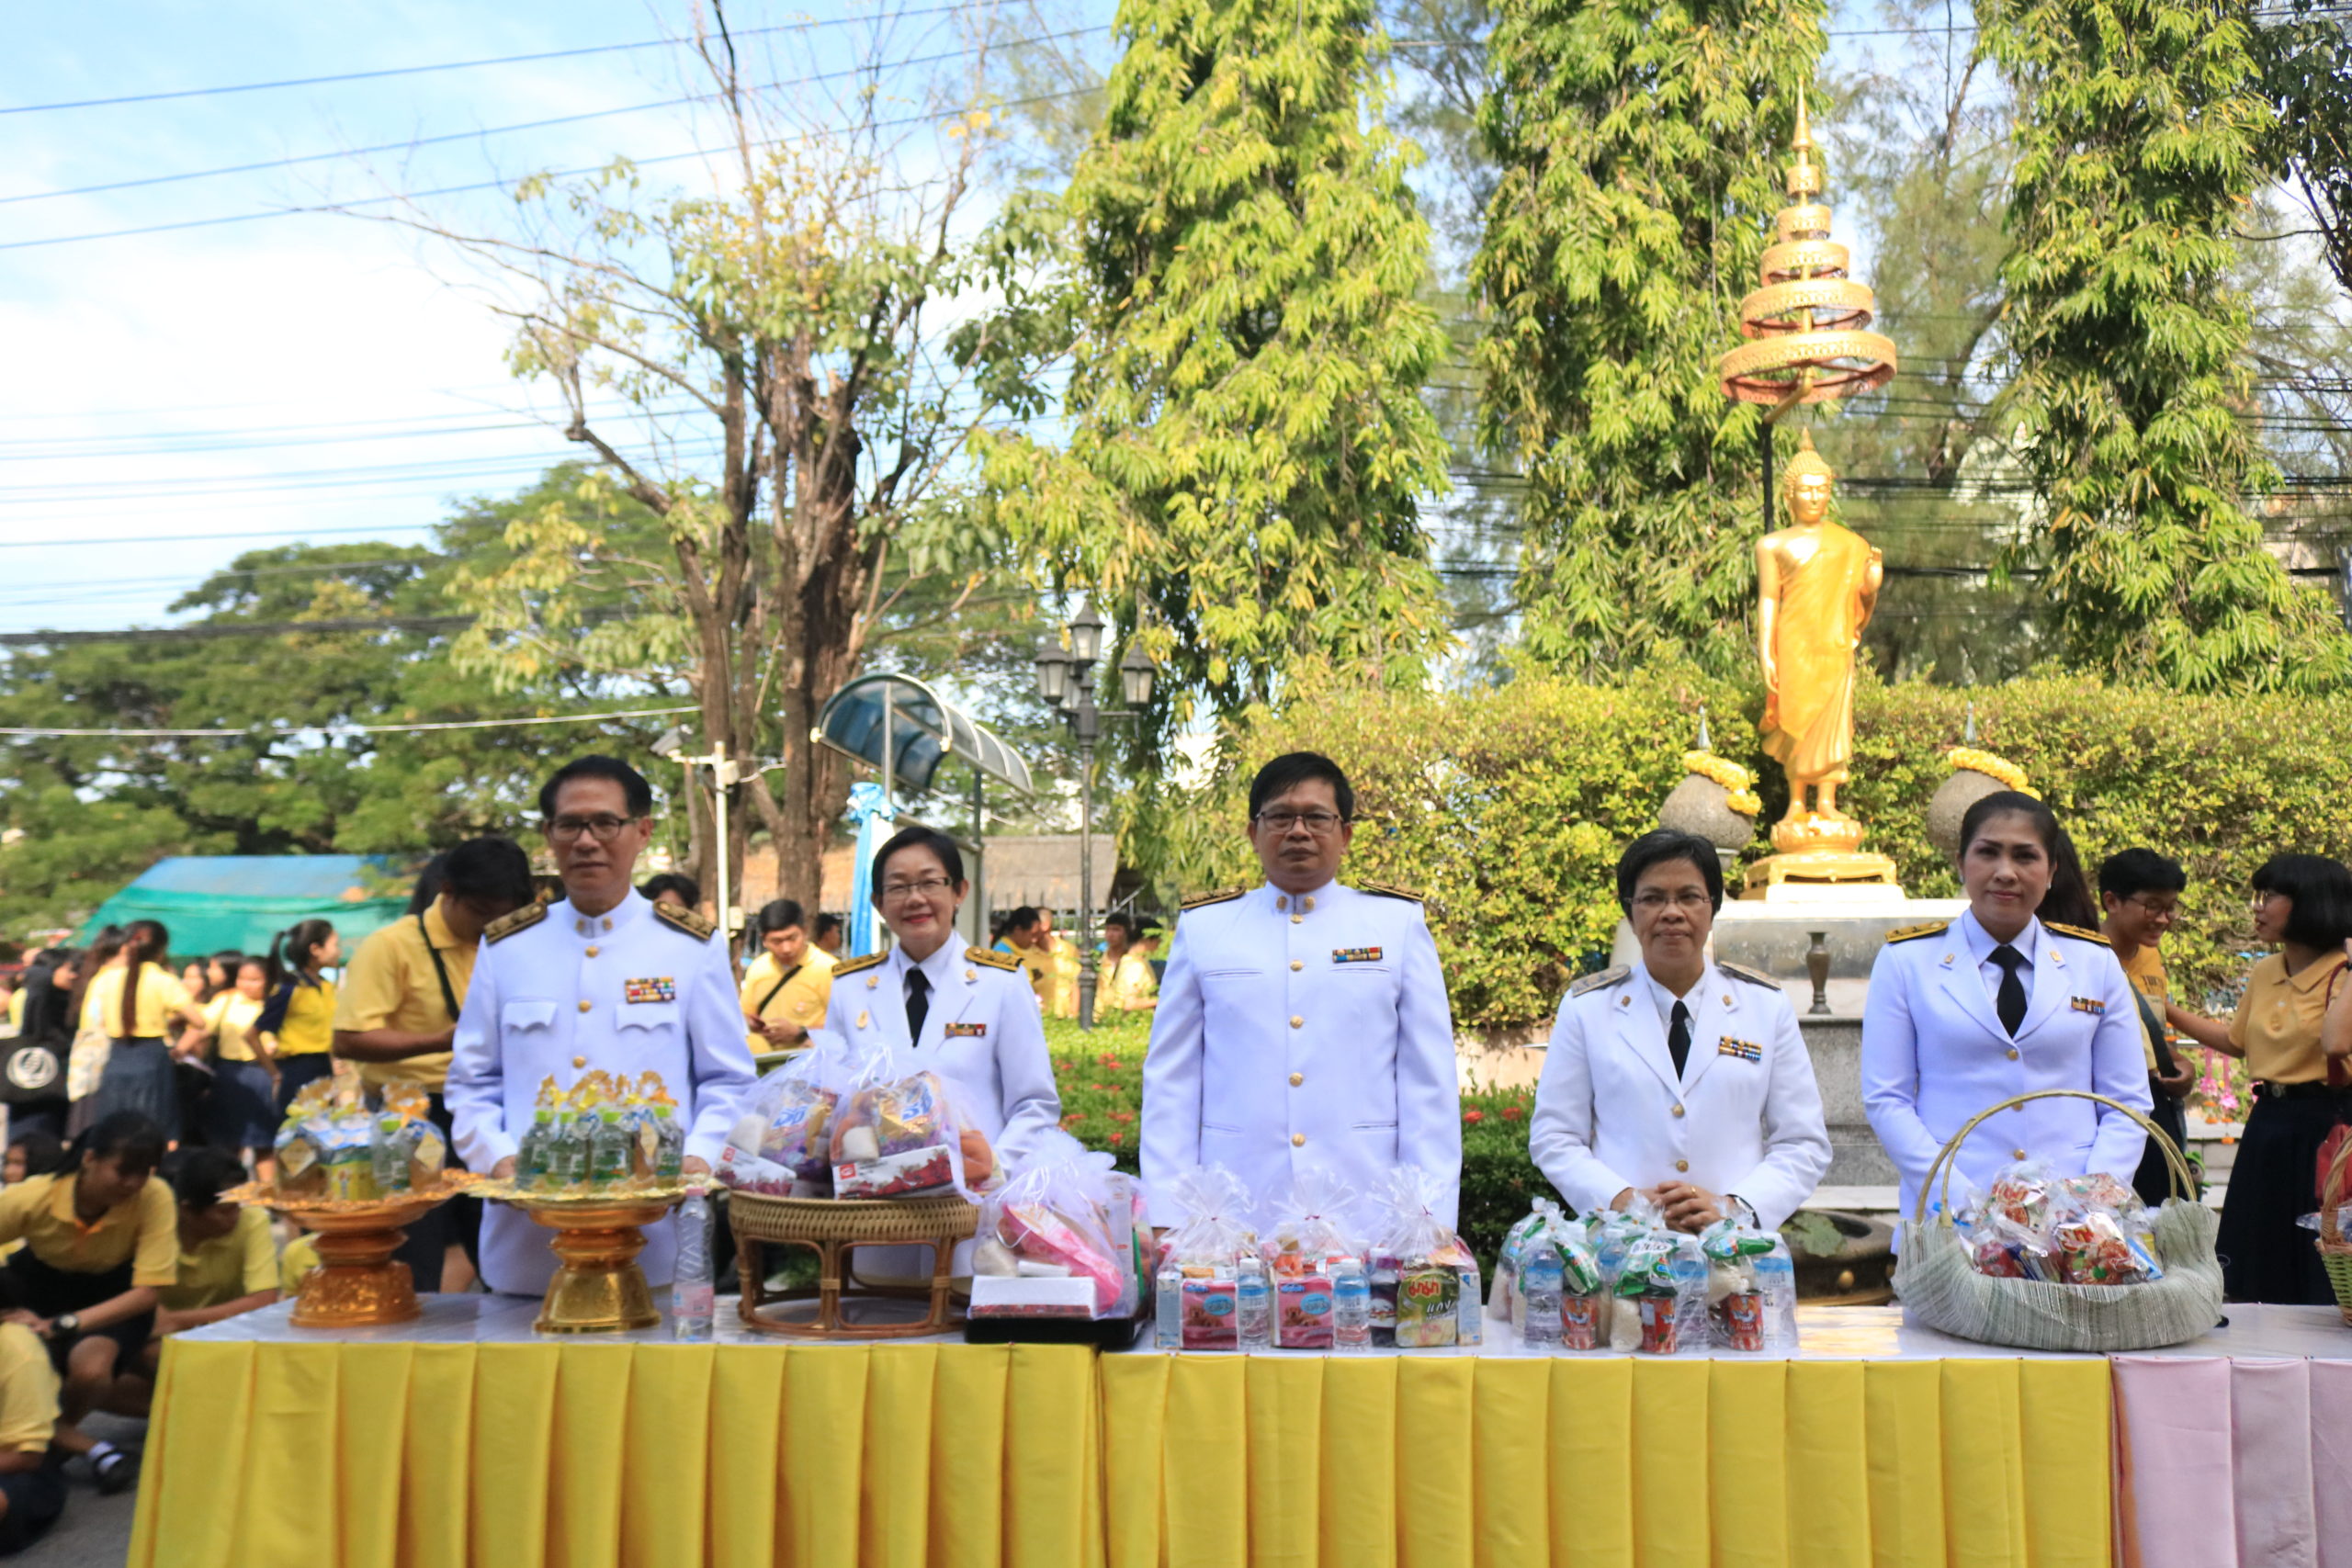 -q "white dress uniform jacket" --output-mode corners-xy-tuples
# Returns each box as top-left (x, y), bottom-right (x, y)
(1531, 959), (1832, 1229)
(1861, 910), (2150, 1225)
(448, 892), (758, 1295)
(823, 934), (1062, 1168)
(1141, 879), (1460, 1230)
